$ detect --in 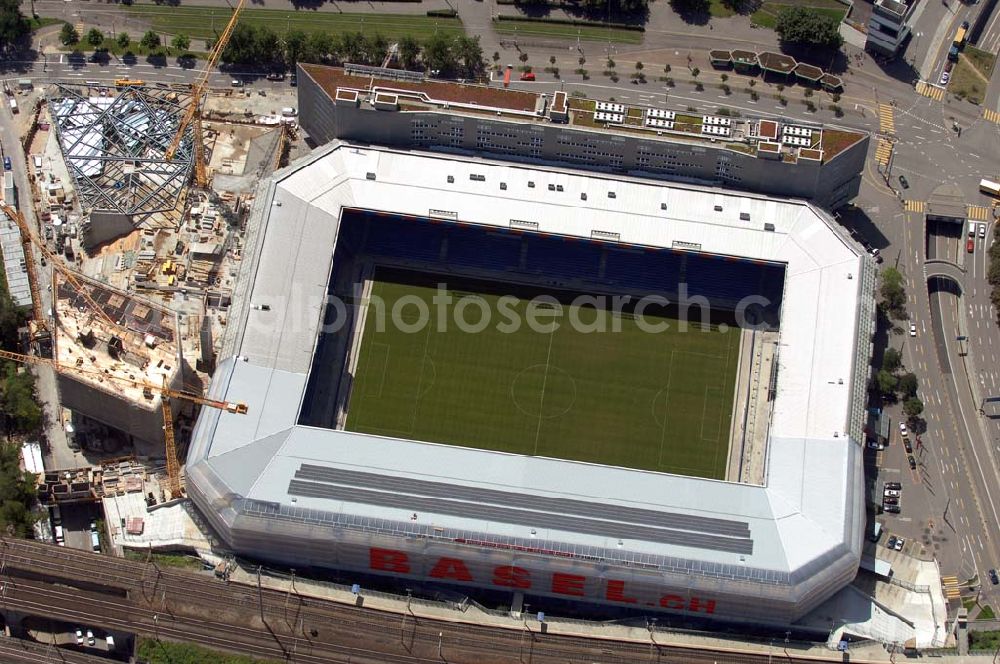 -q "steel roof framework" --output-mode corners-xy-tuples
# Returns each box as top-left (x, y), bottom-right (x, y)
(48, 84), (194, 216)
